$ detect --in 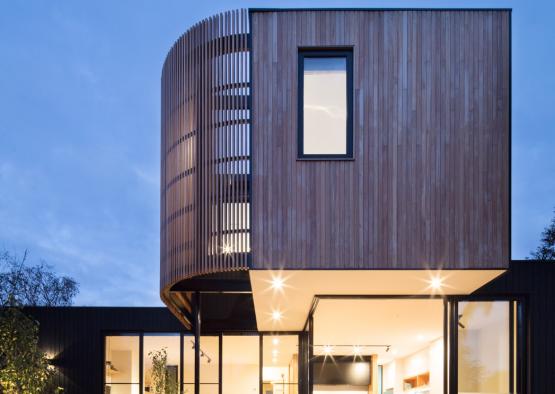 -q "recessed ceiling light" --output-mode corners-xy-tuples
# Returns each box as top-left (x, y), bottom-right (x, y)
(272, 310), (282, 321)
(430, 276), (443, 290)
(271, 276), (284, 290)
(272, 338), (280, 346)
(272, 349), (279, 356)
(323, 345), (333, 355)
(272, 357), (277, 364)
(417, 334), (425, 341)
(353, 345), (361, 355)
